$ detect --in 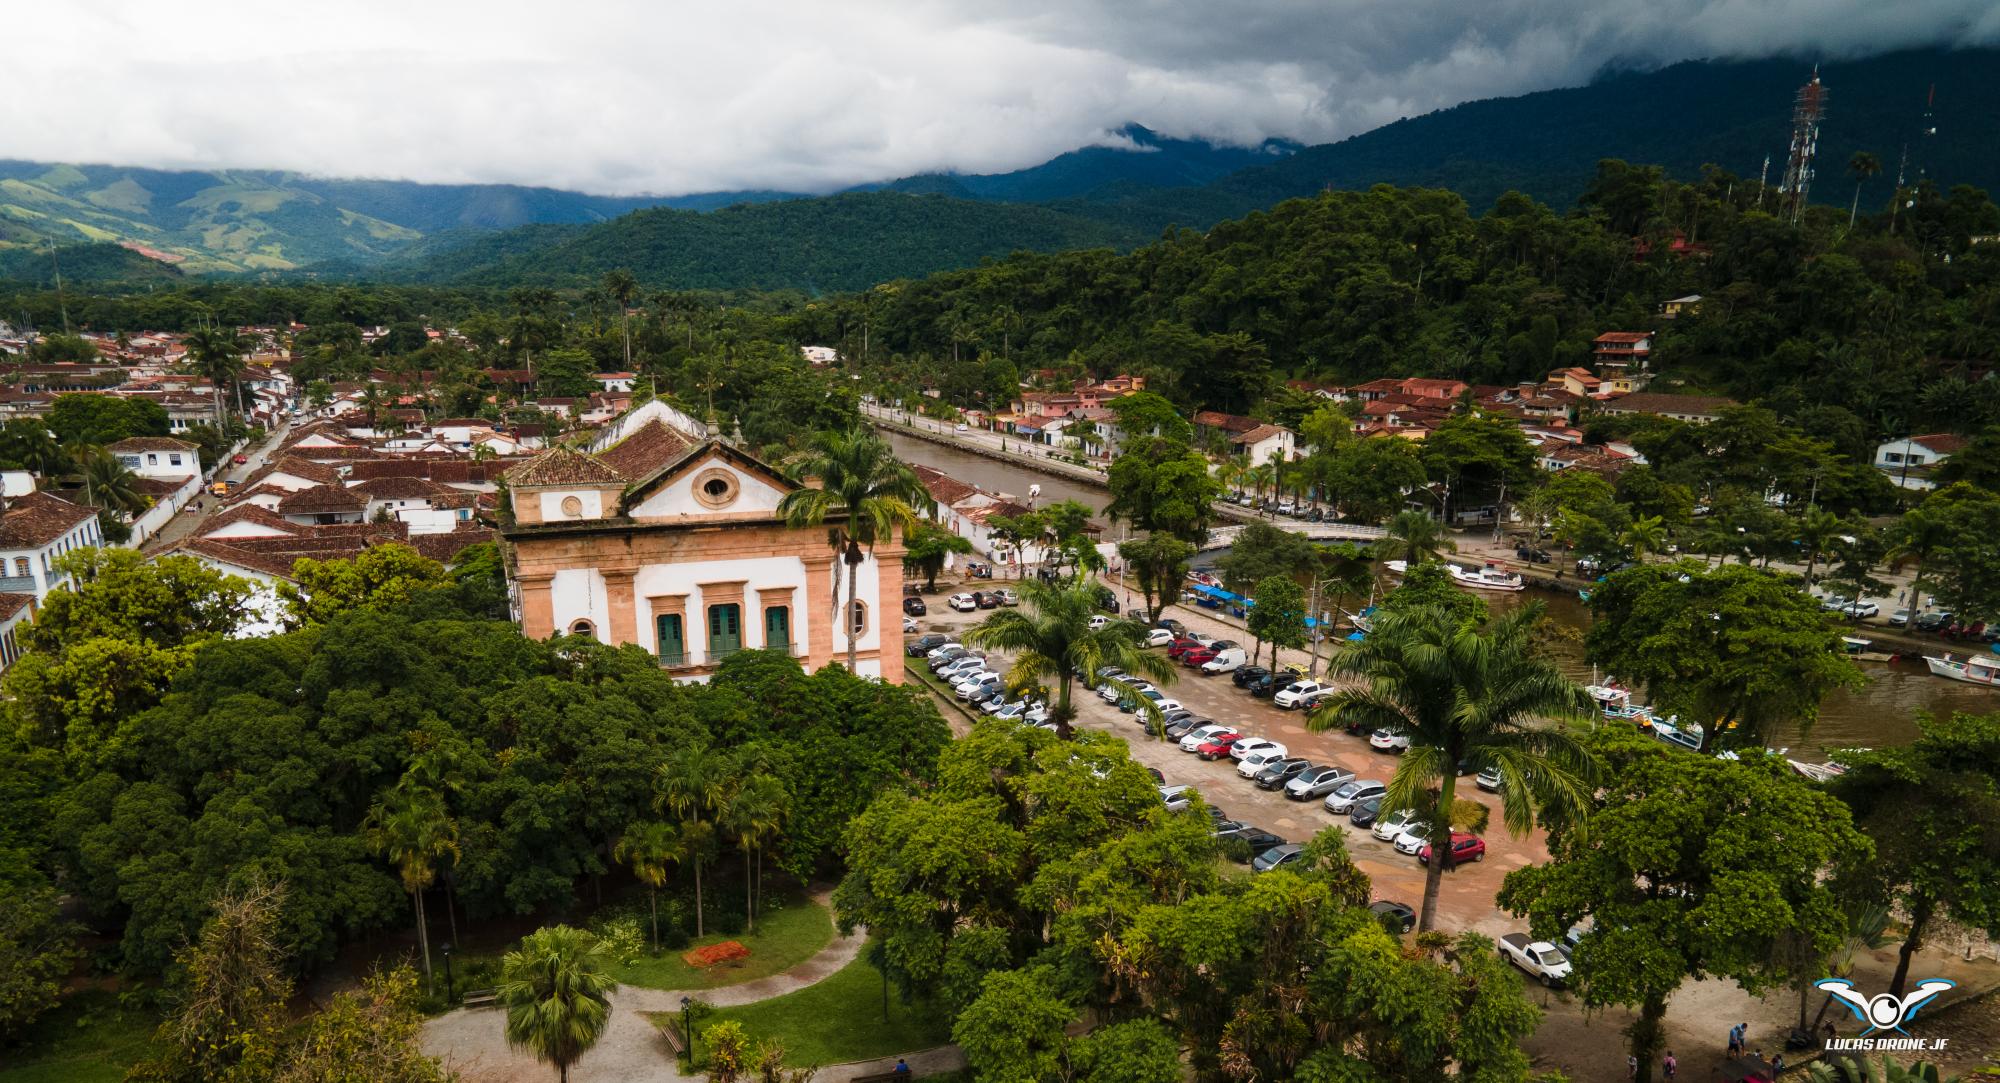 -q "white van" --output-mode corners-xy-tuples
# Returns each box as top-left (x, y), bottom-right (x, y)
(1199, 647), (1249, 675)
